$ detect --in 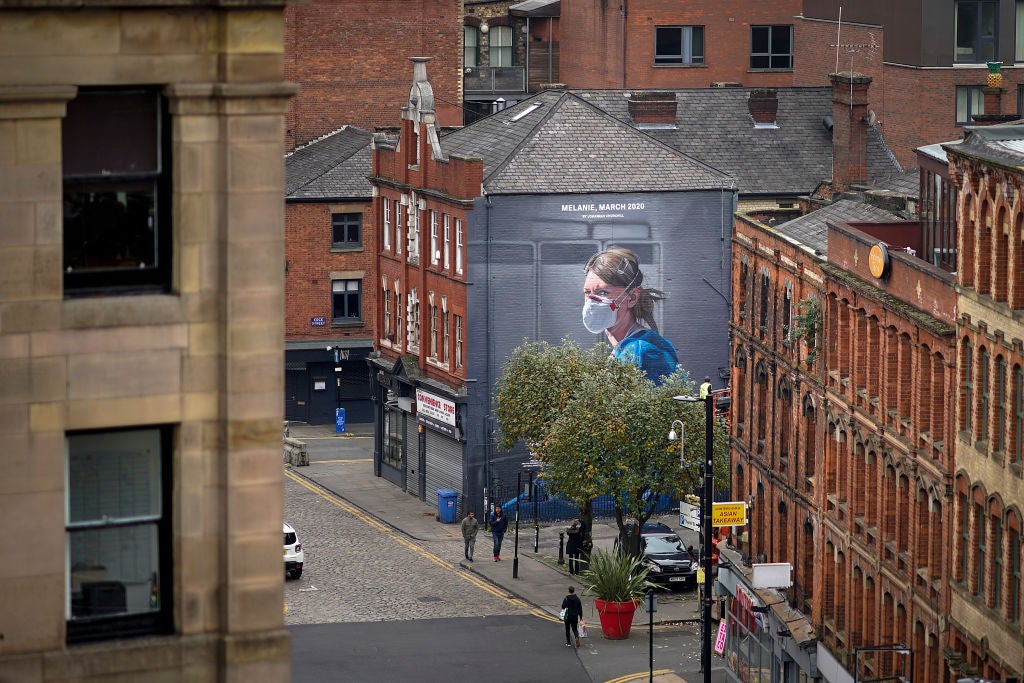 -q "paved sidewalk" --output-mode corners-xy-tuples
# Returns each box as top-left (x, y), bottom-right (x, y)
(284, 421), (702, 631)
